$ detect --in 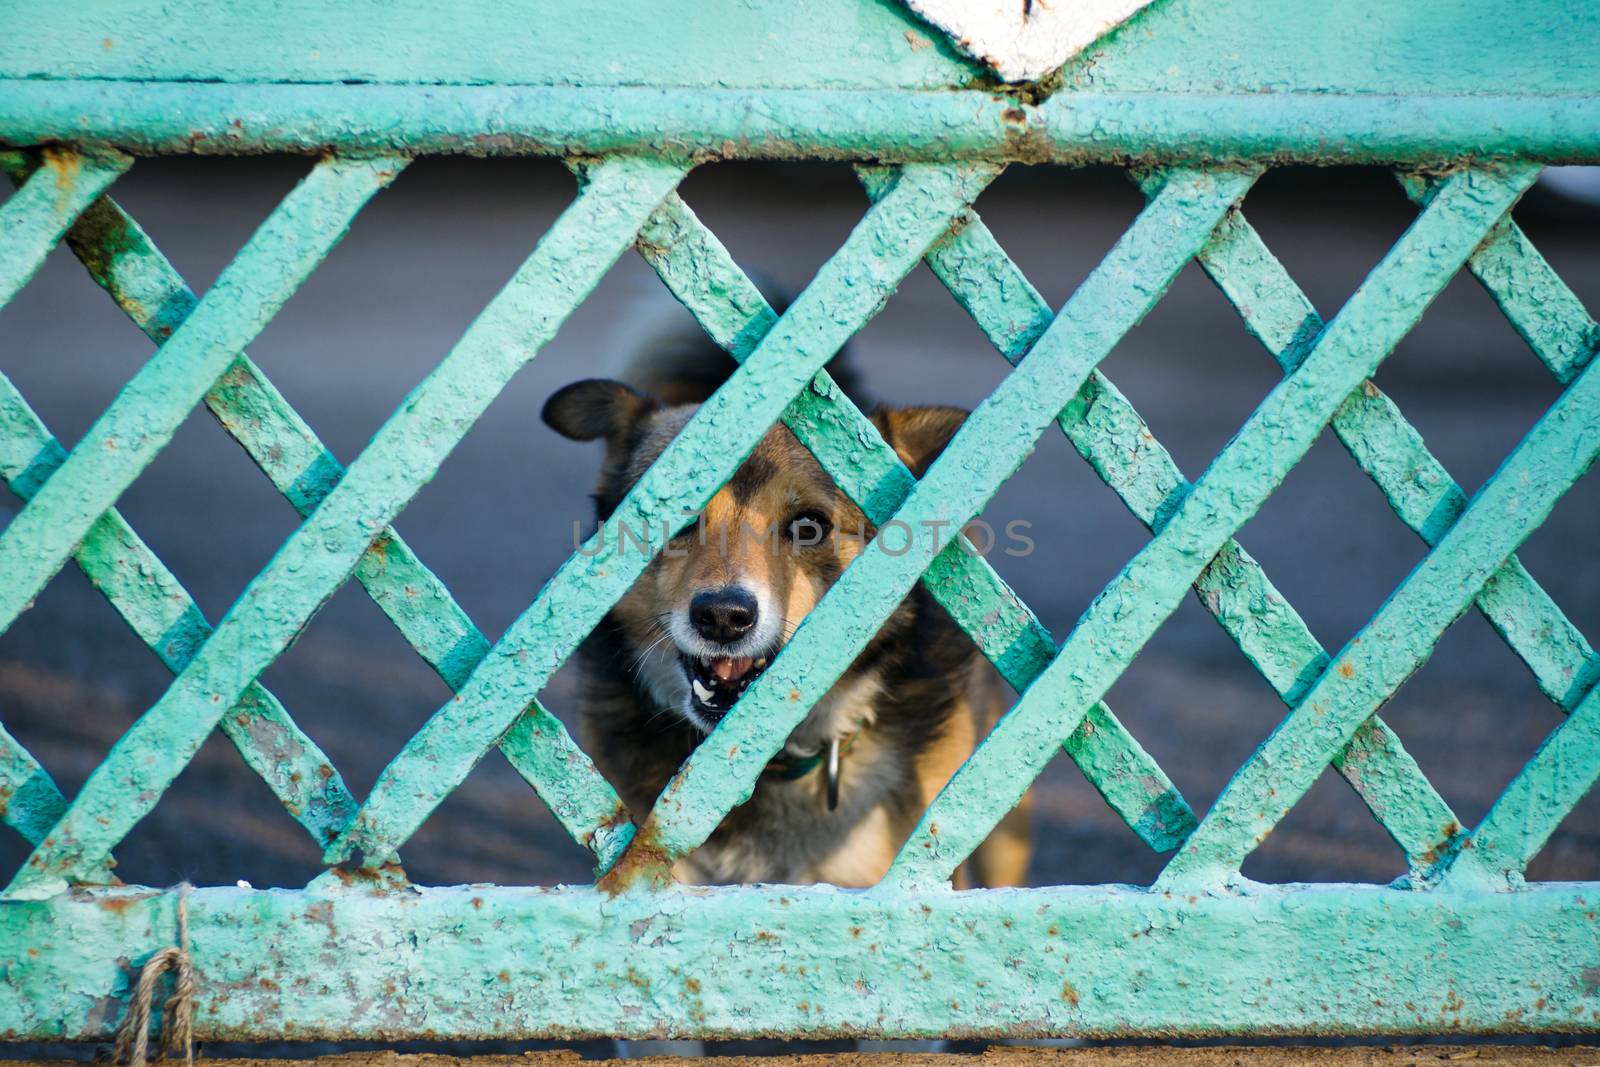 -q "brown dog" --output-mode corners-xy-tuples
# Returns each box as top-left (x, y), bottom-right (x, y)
(543, 367), (1030, 888)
